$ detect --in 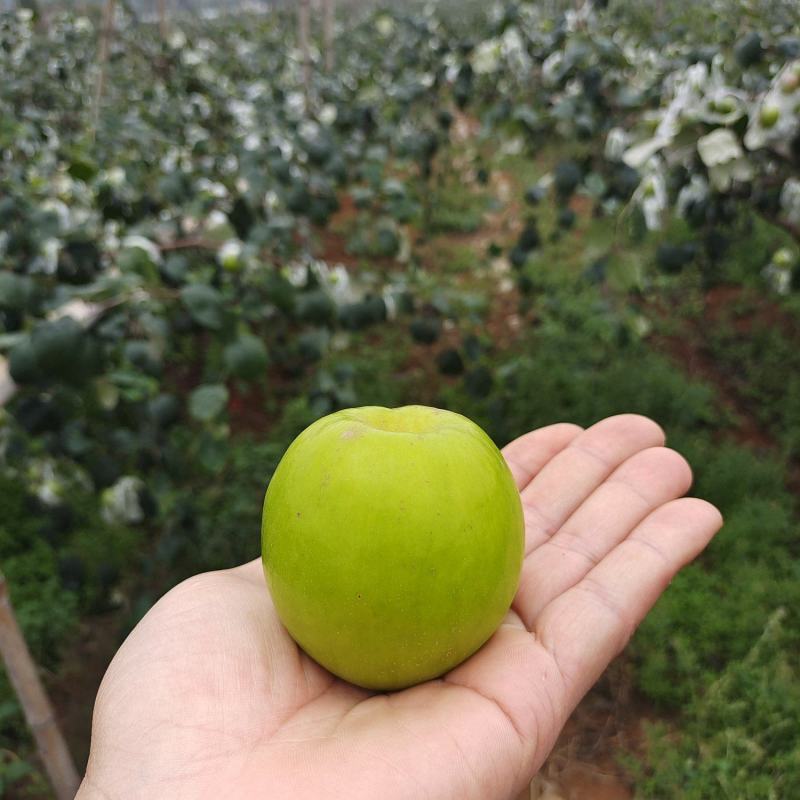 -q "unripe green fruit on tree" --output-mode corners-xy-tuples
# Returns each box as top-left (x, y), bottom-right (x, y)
(710, 97), (736, 114)
(217, 240), (243, 271)
(261, 405), (524, 690)
(759, 105), (780, 129)
(773, 248), (795, 269)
